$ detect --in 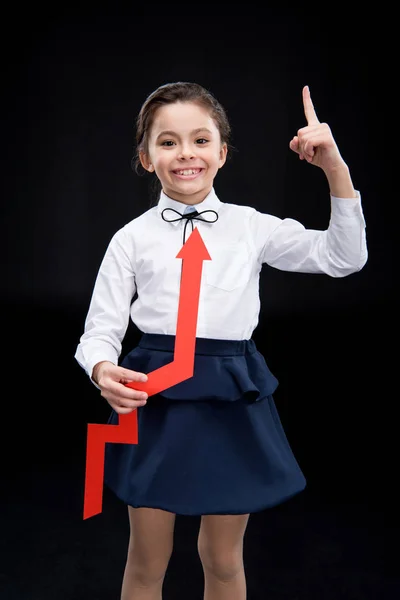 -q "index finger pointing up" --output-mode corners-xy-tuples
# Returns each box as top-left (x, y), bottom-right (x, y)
(303, 85), (319, 125)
